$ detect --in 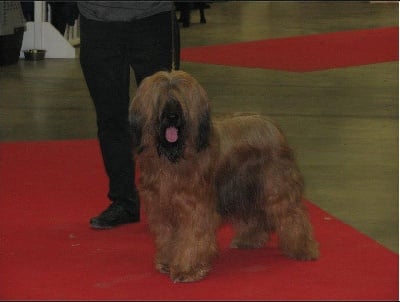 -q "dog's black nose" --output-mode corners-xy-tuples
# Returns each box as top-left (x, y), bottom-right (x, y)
(167, 113), (179, 122)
